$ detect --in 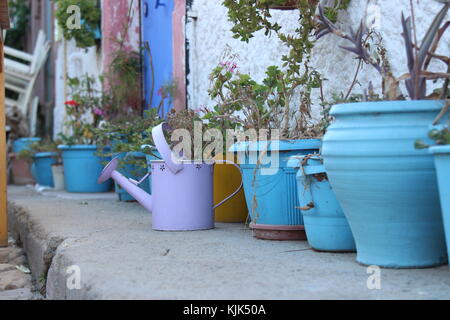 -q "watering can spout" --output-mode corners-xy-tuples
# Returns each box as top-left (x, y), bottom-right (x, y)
(98, 157), (153, 213)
